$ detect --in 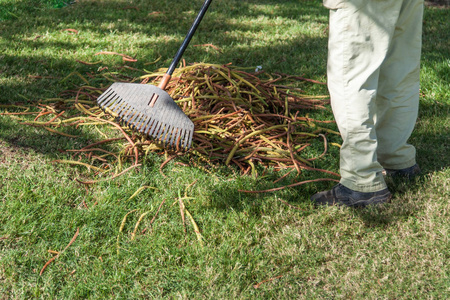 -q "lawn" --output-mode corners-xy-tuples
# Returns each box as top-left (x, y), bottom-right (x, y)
(0, 0), (449, 298)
